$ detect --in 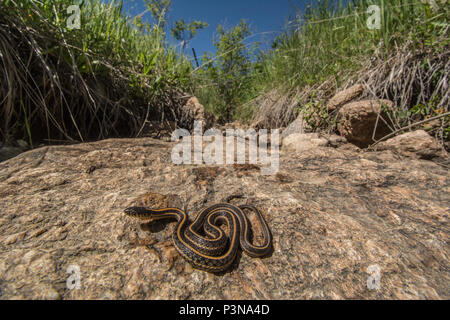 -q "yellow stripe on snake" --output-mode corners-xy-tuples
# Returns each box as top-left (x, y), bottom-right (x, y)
(124, 203), (272, 272)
